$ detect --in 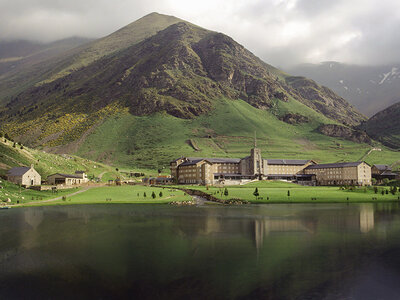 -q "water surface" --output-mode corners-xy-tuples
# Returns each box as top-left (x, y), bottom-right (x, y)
(1, 203), (400, 299)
